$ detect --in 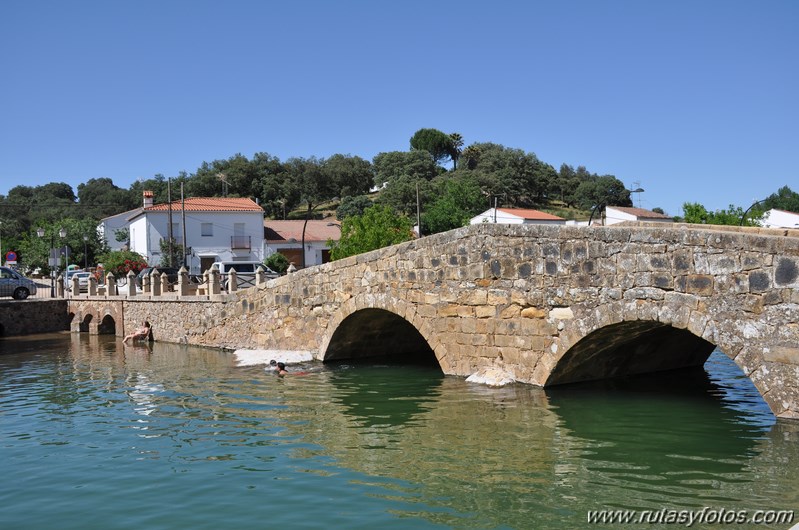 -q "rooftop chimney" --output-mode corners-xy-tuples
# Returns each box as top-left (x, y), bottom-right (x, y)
(143, 190), (154, 208)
